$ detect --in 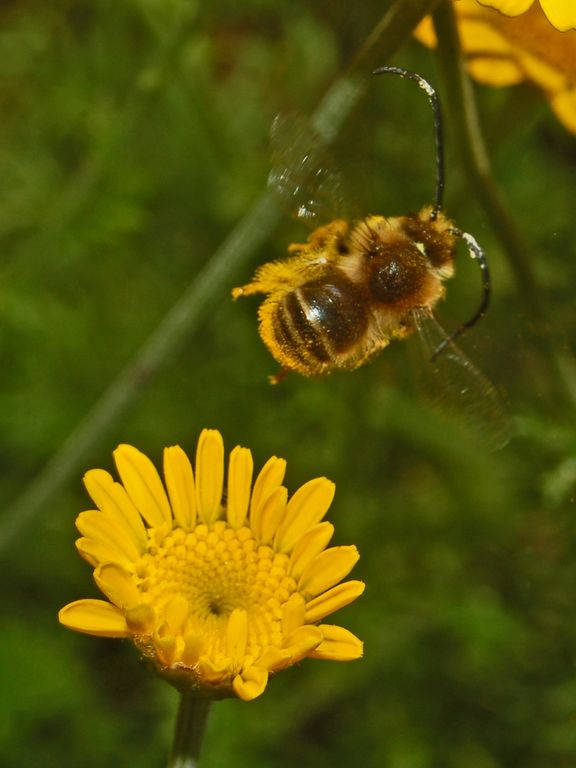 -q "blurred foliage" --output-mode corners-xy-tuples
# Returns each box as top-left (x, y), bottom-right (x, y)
(1, 0), (576, 766)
